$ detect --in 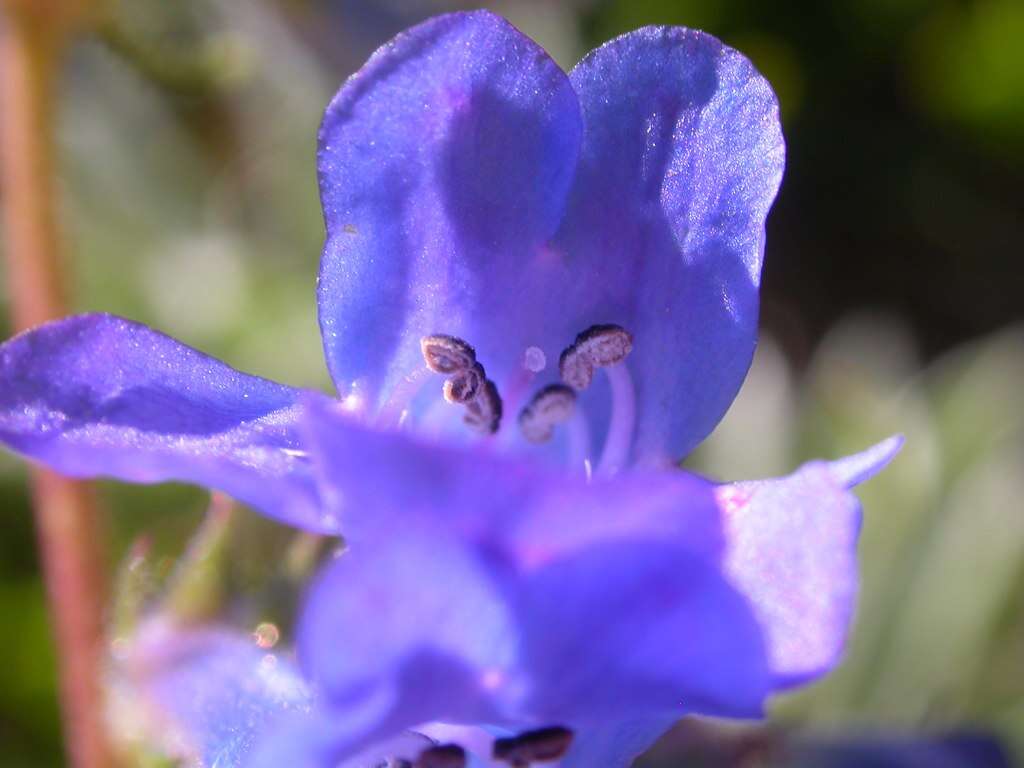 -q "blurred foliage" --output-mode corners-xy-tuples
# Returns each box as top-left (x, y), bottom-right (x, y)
(0, 0), (1022, 765)
(583, 0), (1024, 359)
(690, 320), (1024, 762)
